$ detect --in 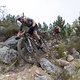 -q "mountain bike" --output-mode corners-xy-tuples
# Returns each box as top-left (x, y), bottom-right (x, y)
(16, 32), (48, 63)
